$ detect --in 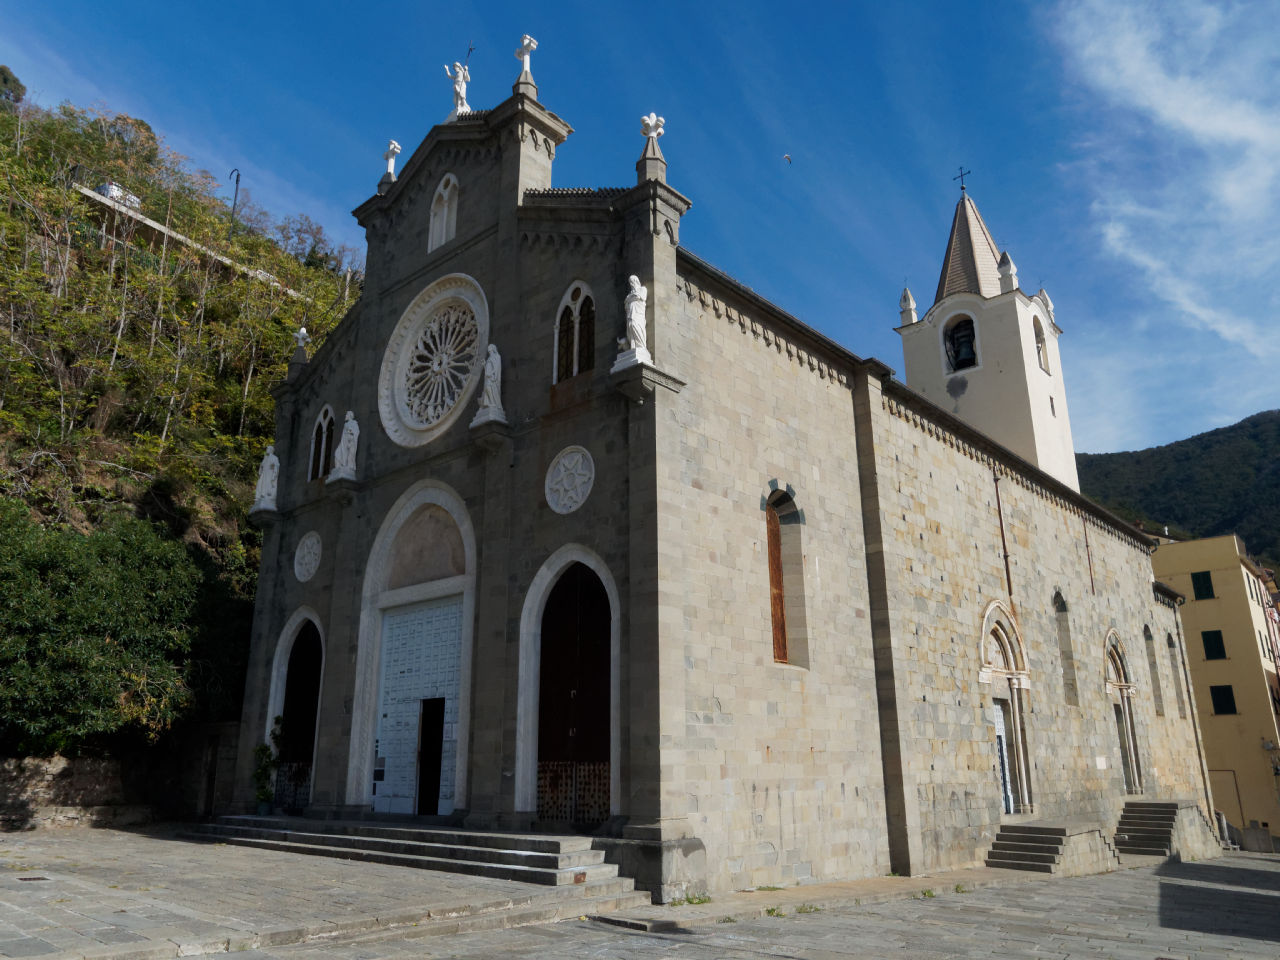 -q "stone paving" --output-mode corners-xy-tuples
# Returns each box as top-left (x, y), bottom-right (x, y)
(0, 824), (1276, 959)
